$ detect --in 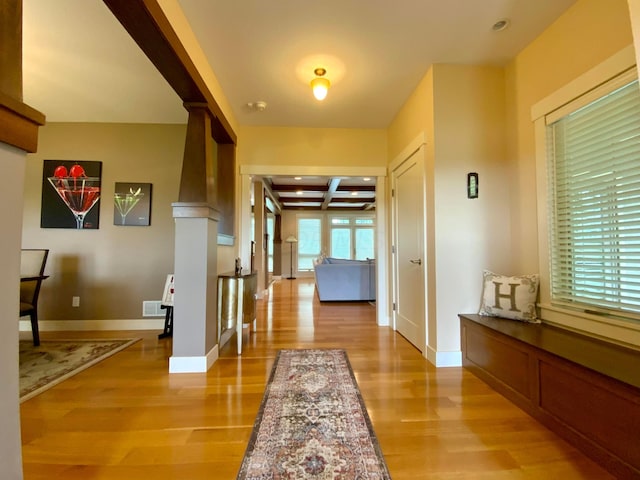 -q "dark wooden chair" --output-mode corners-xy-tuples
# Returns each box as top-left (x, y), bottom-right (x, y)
(20, 249), (49, 346)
